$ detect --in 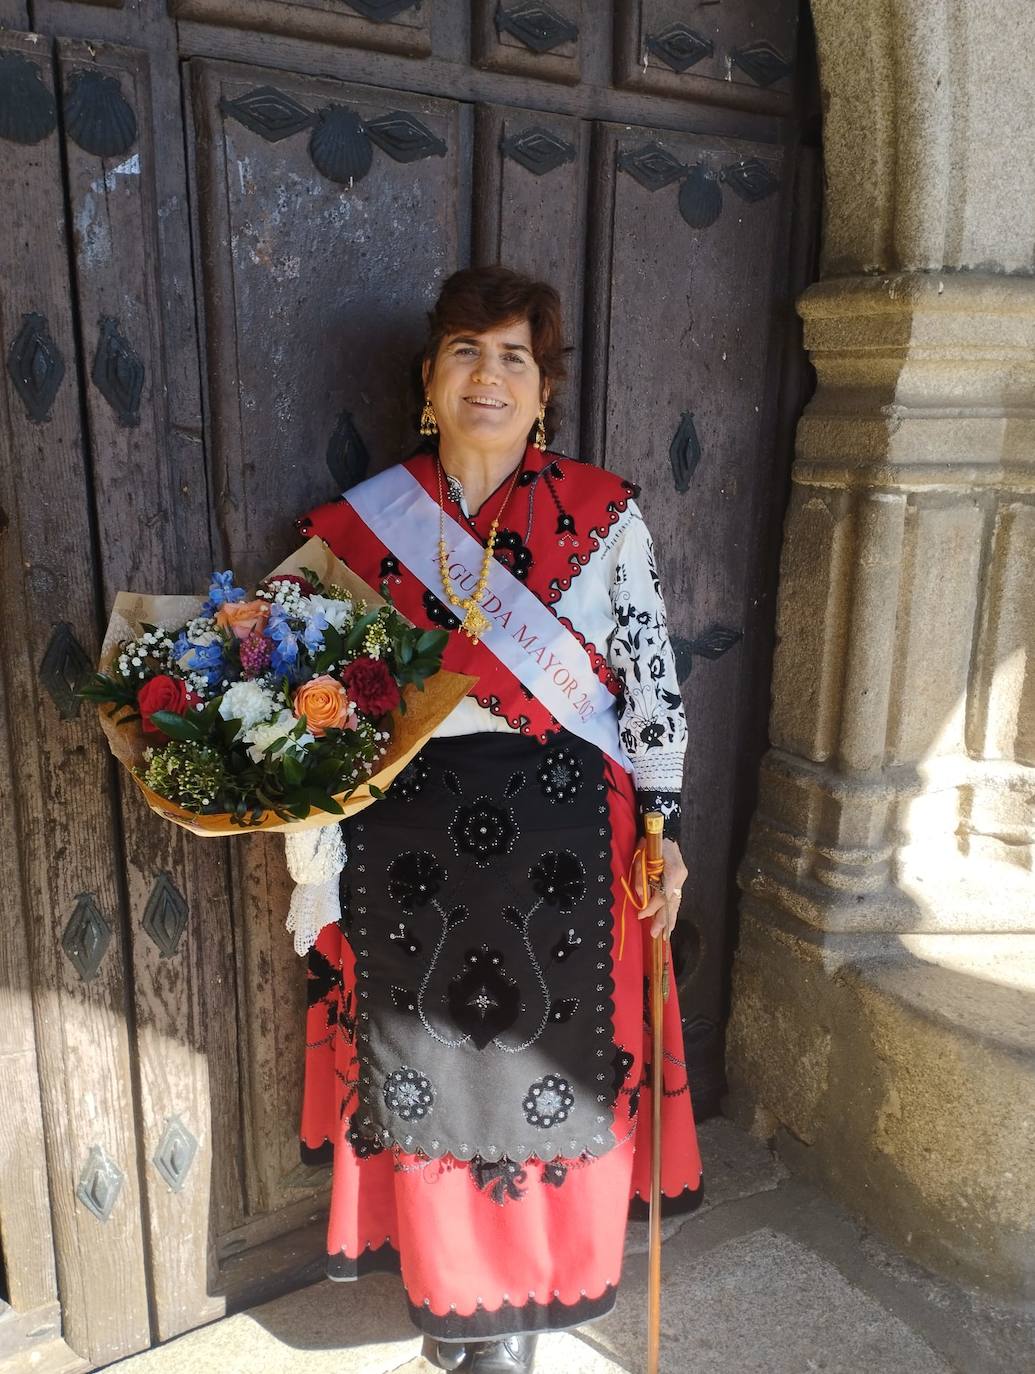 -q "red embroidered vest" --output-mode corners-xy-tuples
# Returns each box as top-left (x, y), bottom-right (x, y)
(296, 443), (639, 744)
